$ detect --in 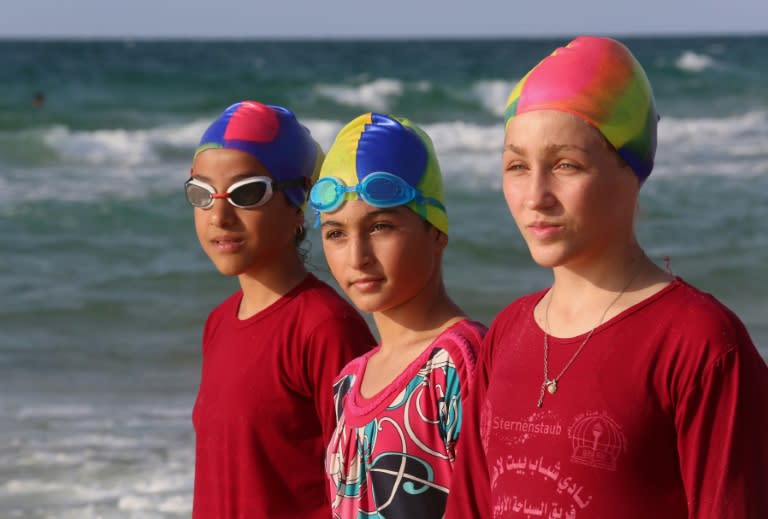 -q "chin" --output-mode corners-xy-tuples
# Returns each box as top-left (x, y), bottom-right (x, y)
(208, 259), (247, 277)
(527, 248), (569, 269)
